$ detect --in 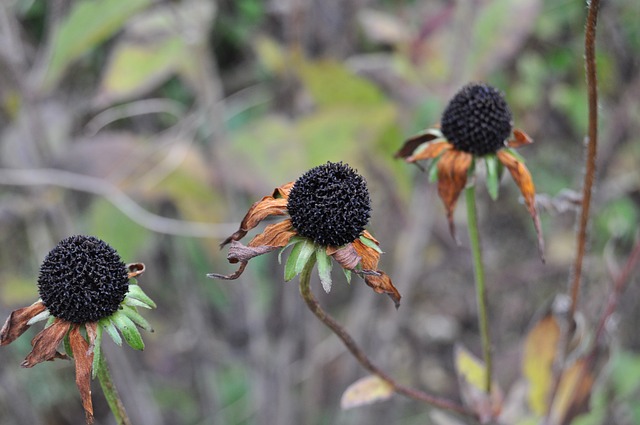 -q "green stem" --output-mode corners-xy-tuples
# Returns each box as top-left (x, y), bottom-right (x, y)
(96, 354), (131, 425)
(298, 257), (476, 419)
(465, 185), (492, 394)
